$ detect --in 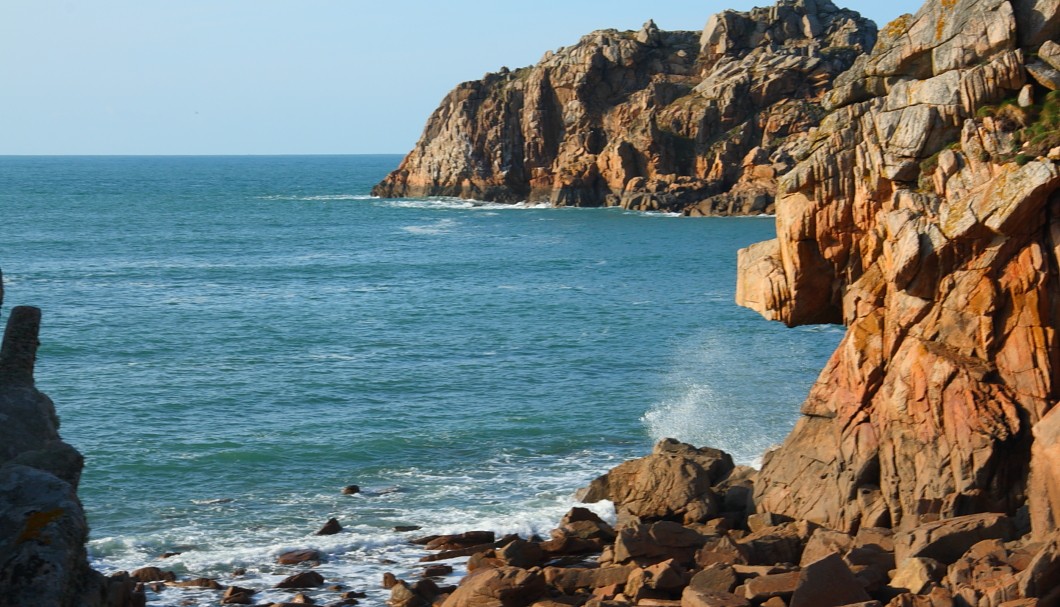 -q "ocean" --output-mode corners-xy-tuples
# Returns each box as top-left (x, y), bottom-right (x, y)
(0, 155), (842, 606)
